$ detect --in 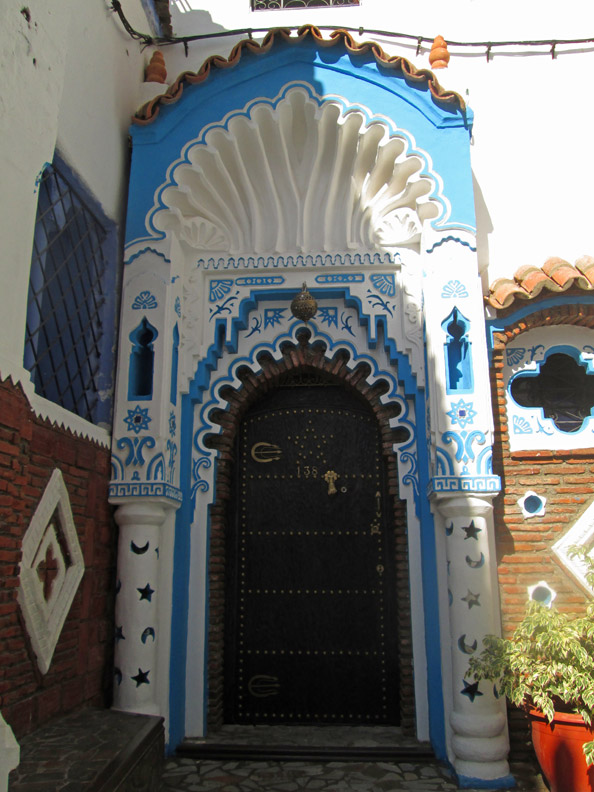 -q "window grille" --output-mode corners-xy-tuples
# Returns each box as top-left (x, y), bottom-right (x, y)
(252, 0), (359, 9)
(24, 159), (112, 424)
